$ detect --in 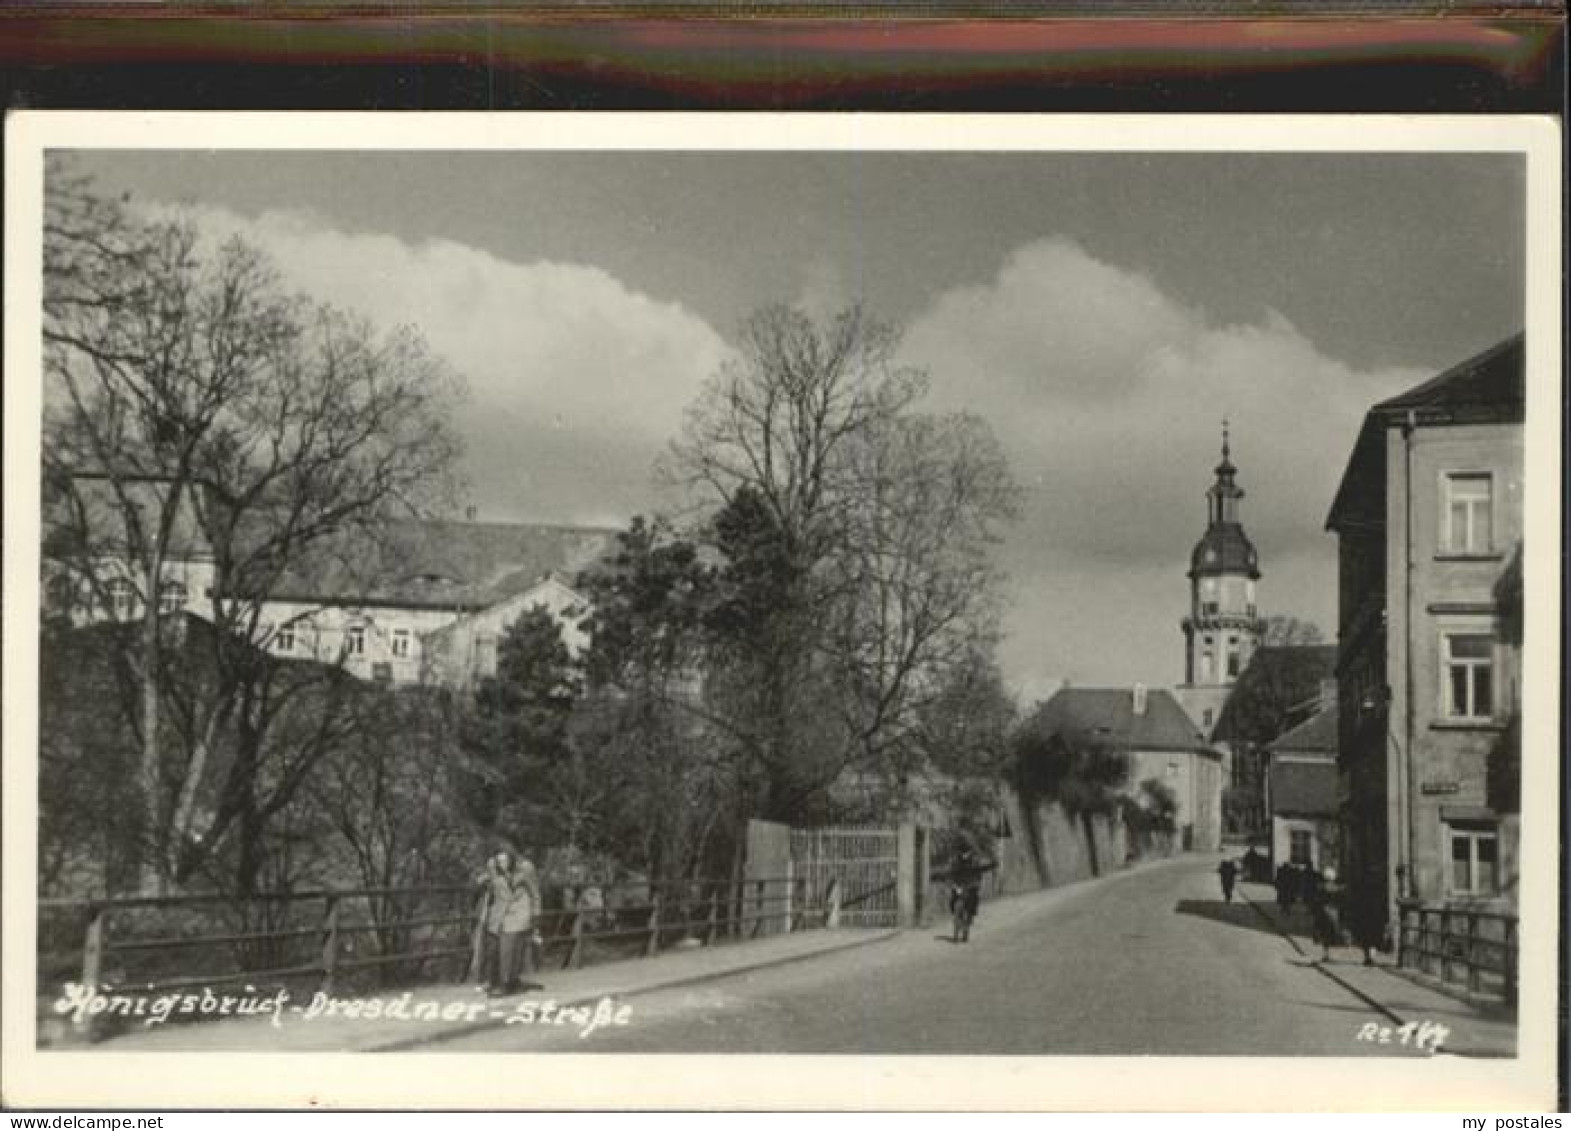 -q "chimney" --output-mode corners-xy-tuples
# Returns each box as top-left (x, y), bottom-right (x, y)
(1132, 683), (1148, 716)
